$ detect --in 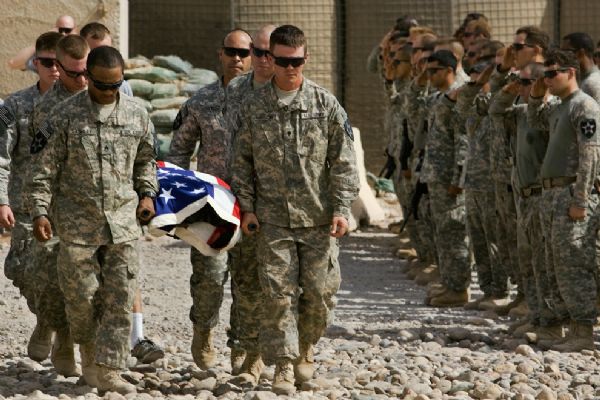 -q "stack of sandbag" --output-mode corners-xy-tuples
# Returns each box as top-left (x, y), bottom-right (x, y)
(124, 55), (218, 159)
